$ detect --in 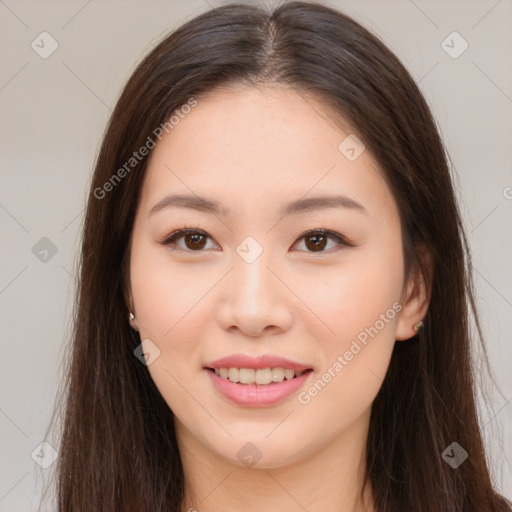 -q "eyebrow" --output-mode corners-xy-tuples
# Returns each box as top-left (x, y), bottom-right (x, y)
(149, 193), (367, 217)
